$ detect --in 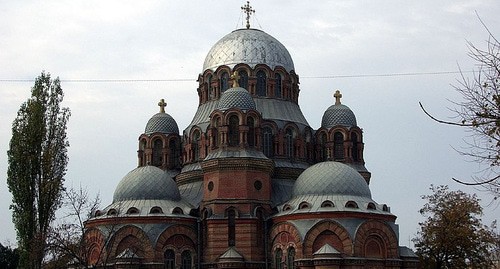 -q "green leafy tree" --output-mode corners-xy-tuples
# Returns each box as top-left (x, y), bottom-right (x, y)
(413, 185), (497, 269)
(0, 243), (19, 269)
(7, 72), (70, 269)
